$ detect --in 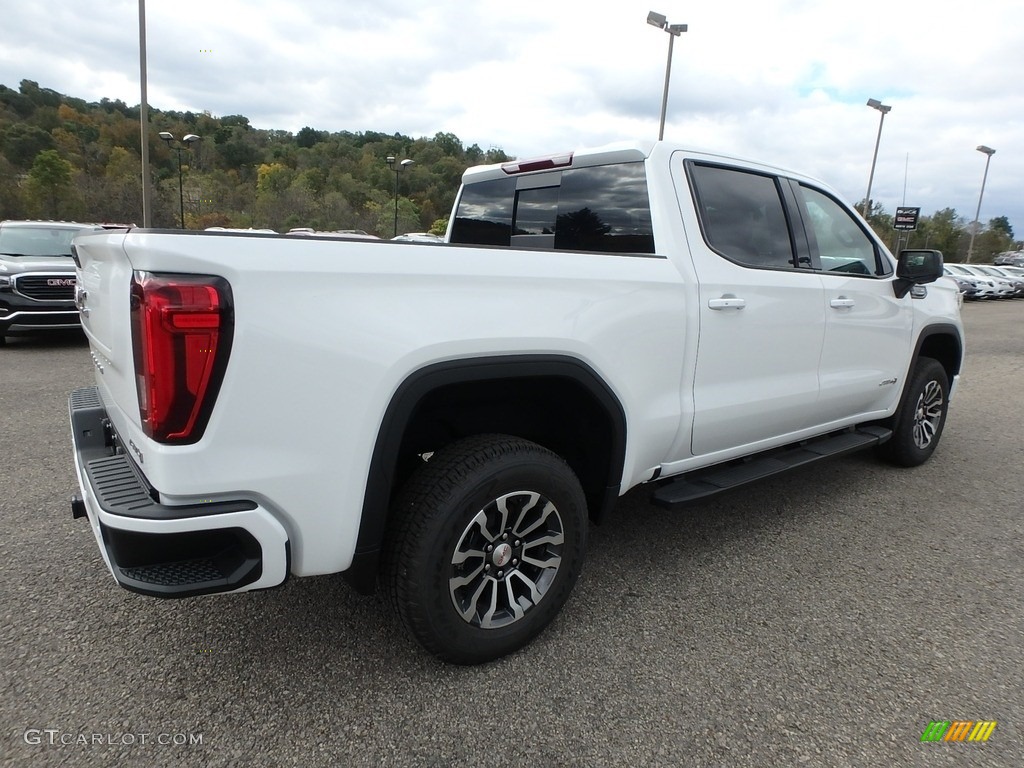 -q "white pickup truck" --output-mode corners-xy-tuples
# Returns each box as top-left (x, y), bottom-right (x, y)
(68, 140), (964, 663)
